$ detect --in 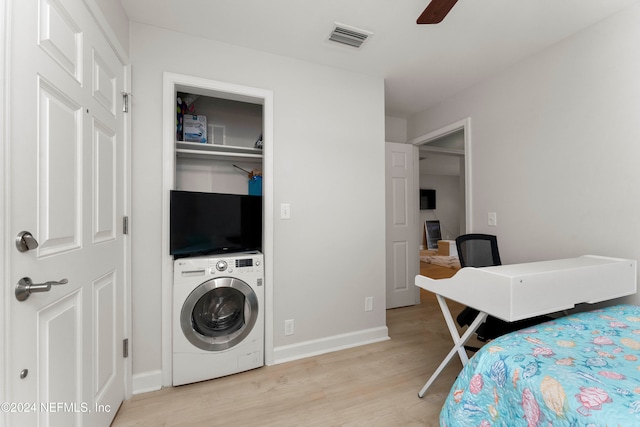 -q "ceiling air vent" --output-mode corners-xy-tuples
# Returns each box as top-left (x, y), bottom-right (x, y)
(328, 23), (372, 49)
